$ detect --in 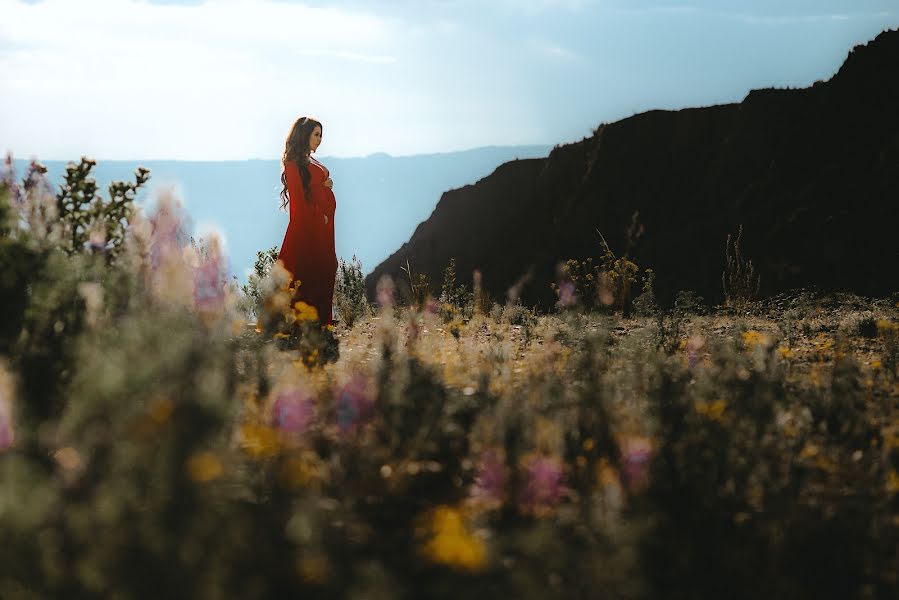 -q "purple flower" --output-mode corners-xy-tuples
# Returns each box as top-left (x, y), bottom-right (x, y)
(686, 335), (705, 372)
(558, 280), (576, 308)
(271, 388), (315, 435)
(0, 394), (13, 452)
(148, 196), (189, 269)
(620, 436), (652, 493)
(193, 252), (226, 313)
(520, 456), (565, 511)
(88, 227), (107, 253)
(1, 153), (22, 209)
(472, 449), (507, 504)
(334, 375), (374, 435)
